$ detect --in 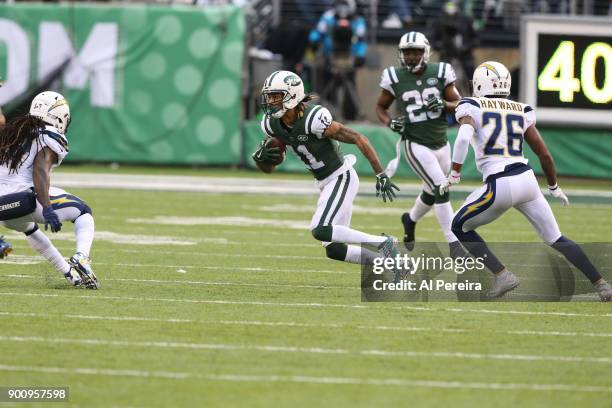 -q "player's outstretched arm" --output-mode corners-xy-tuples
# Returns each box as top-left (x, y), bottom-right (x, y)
(524, 125), (557, 187)
(525, 125), (569, 206)
(324, 121), (399, 202)
(33, 147), (63, 232)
